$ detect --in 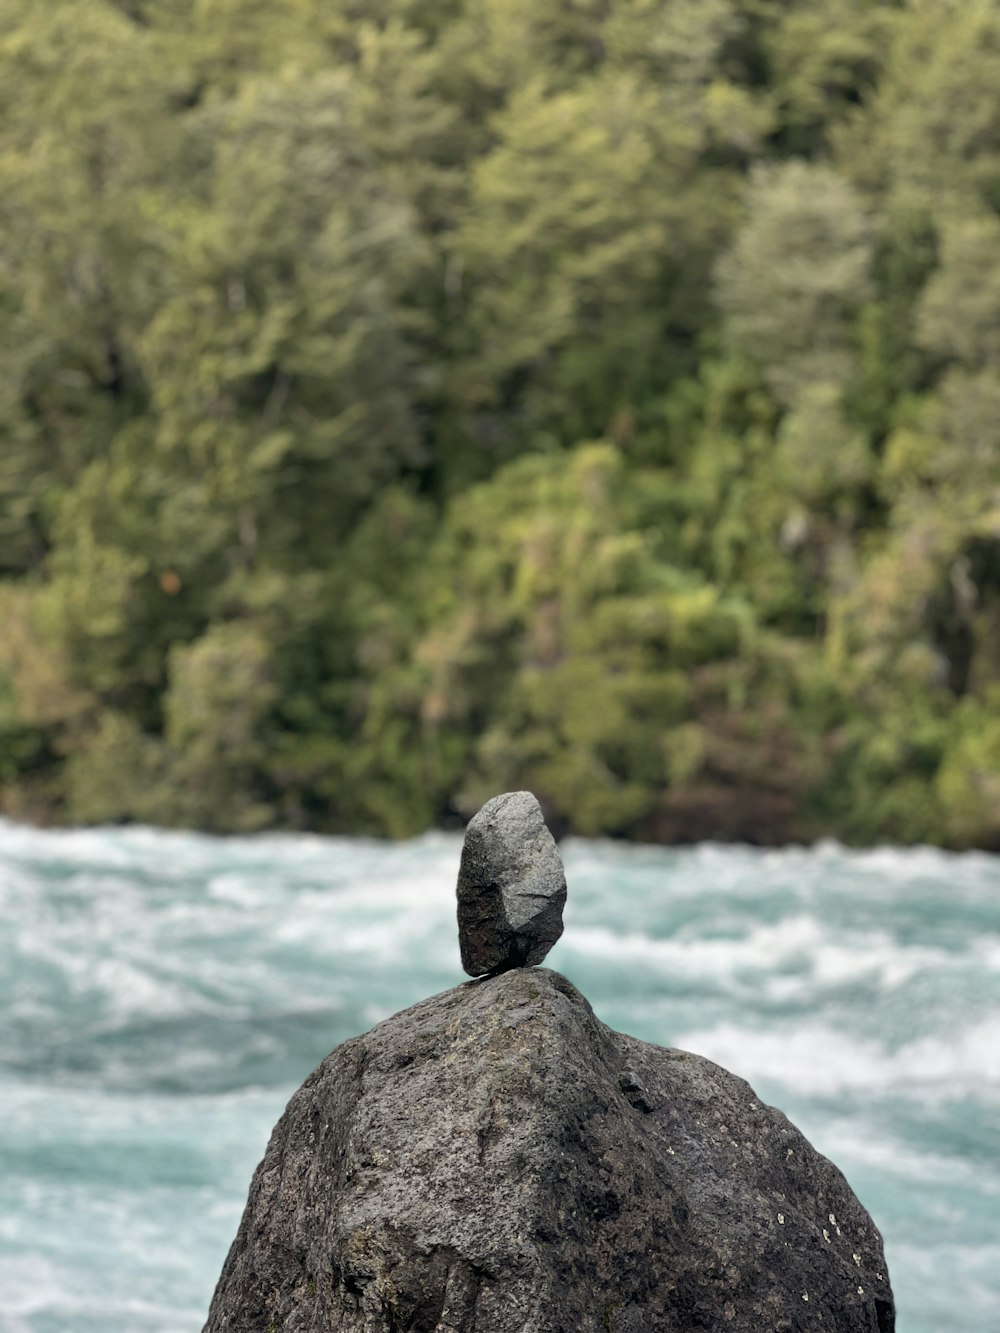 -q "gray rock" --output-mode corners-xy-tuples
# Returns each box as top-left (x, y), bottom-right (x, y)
(456, 791), (567, 977)
(204, 969), (895, 1333)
